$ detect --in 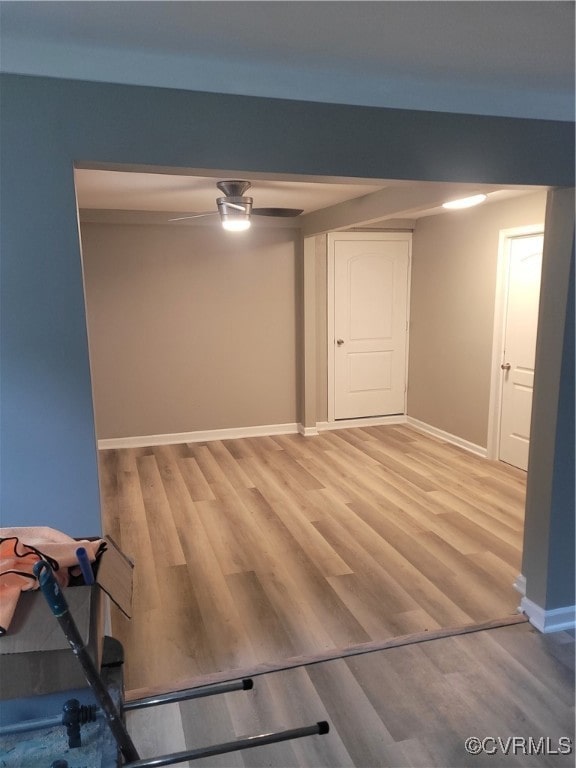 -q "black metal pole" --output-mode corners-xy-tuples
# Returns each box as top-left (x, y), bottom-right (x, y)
(0, 714), (63, 736)
(124, 721), (330, 768)
(33, 560), (141, 764)
(124, 678), (253, 712)
(0, 702), (99, 738)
